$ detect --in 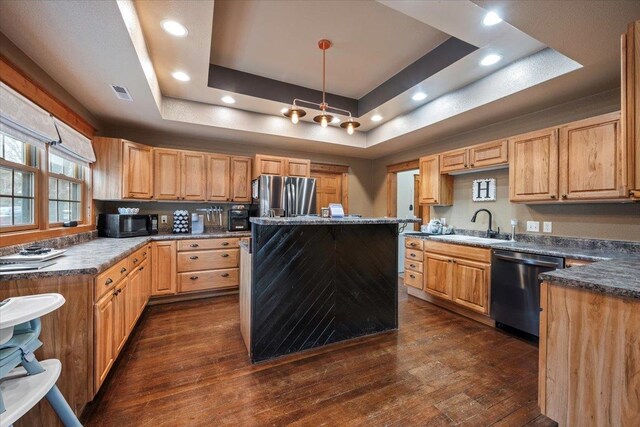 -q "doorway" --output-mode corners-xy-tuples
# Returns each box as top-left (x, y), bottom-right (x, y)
(310, 163), (349, 214)
(397, 169), (419, 272)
